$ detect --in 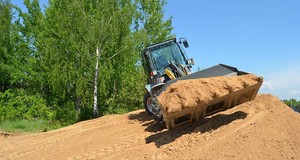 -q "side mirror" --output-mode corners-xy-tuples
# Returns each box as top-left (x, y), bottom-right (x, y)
(179, 38), (189, 48)
(183, 40), (189, 48)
